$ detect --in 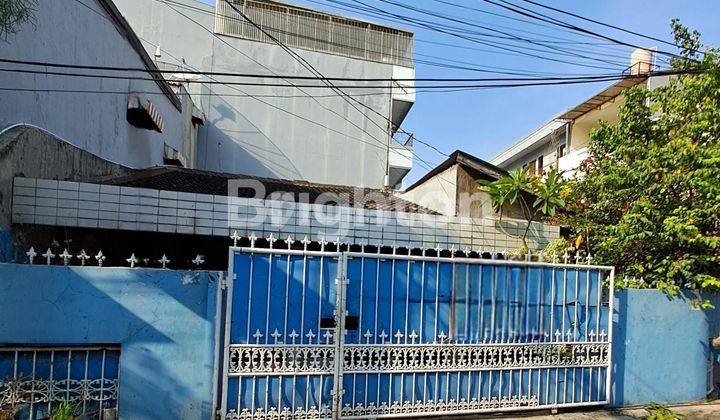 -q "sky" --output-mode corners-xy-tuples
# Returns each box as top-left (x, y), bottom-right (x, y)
(199, 0), (720, 184)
